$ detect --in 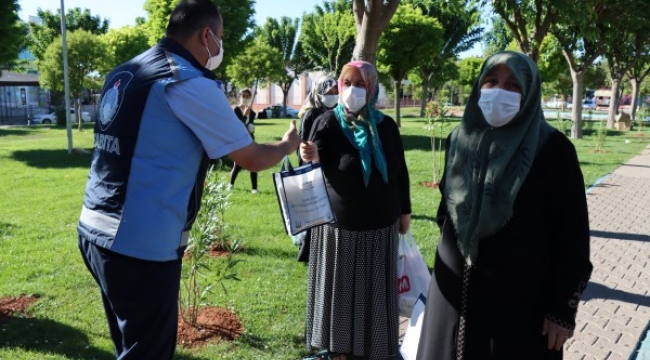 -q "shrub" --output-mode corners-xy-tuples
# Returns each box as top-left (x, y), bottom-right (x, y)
(179, 166), (241, 327)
